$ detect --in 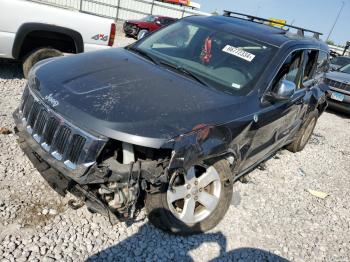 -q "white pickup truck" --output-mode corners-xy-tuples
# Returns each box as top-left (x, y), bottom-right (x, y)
(0, 0), (116, 77)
